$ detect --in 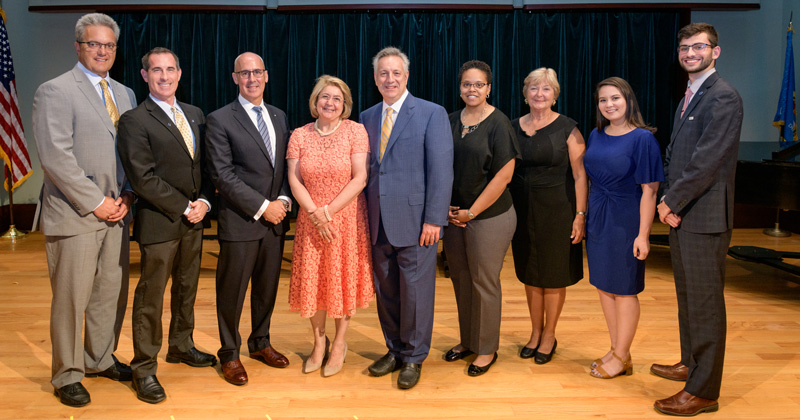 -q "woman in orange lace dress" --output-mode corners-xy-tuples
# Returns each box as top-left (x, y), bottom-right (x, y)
(287, 75), (373, 377)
